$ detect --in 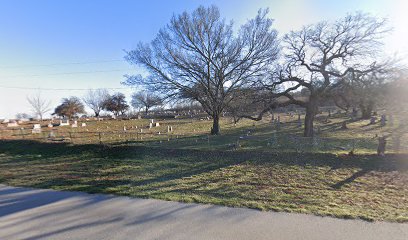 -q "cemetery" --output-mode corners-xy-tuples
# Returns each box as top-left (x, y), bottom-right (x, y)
(0, 109), (407, 222)
(0, 4), (407, 233)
